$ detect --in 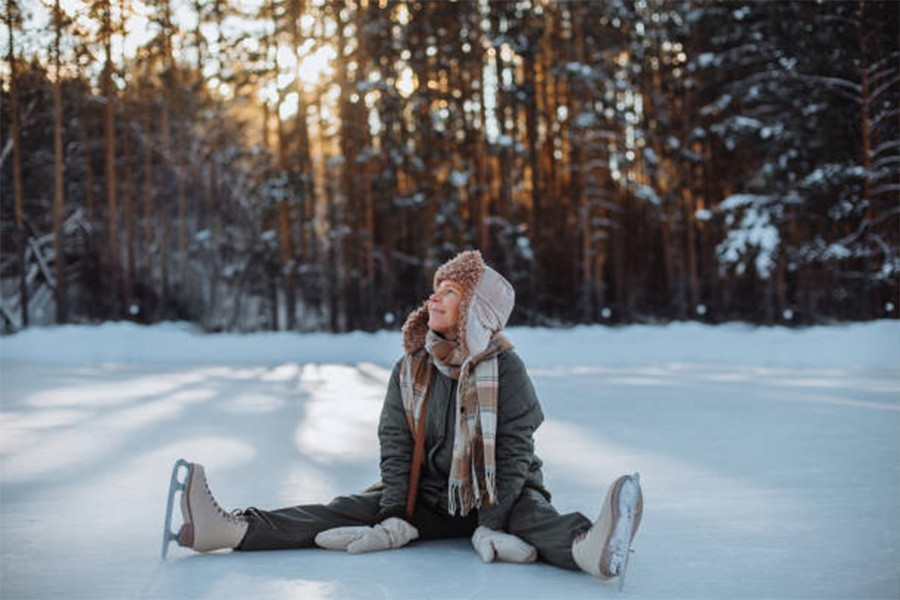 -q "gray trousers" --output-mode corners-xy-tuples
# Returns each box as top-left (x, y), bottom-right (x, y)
(237, 488), (591, 571)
